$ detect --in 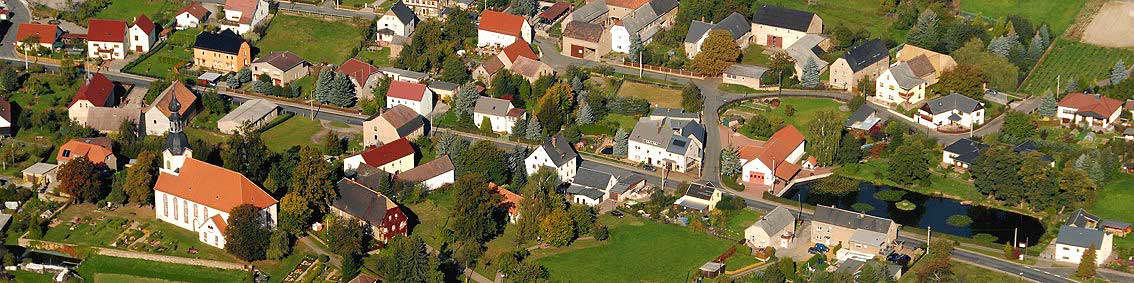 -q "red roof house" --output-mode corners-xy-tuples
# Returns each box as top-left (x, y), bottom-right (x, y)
(739, 125), (807, 185)
(70, 73), (116, 108)
(478, 10), (525, 37)
(337, 58), (379, 88)
(154, 158), (278, 212)
(87, 19), (128, 43)
(1058, 93), (1124, 121)
(500, 39), (538, 63)
(386, 80), (428, 102)
(15, 23), (61, 46)
(57, 137), (117, 170)
(132, 15), (158, 34)
(358, 138), (415, 167)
